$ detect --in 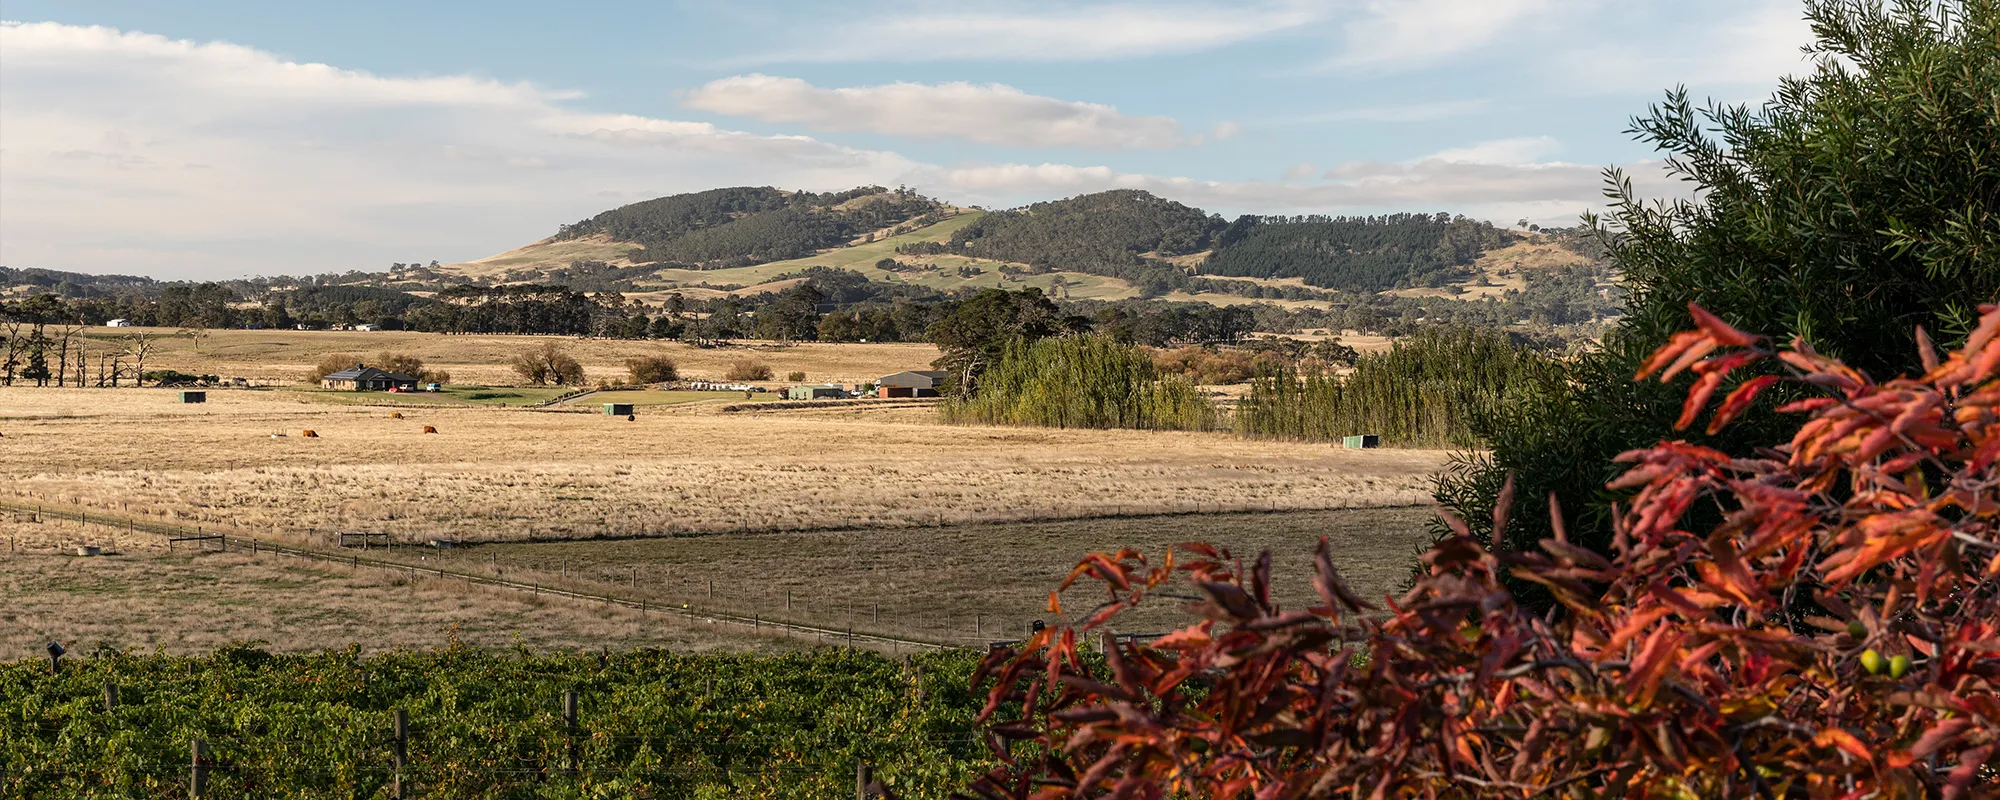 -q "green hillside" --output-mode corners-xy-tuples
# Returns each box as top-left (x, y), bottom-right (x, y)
(553, 185), (945, 268)
(940, 190), (1222, 293)
(643, 211), (1139, 301)
(1202, 213), (1520, 292)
